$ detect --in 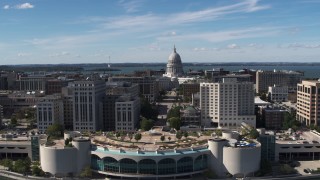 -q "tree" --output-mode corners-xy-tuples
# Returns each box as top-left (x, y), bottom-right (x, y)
(183, 131), (189, 139)
(134, 133), (142, 142)
(10, 117), (17, 126)
(215, 129), (222, 137)
(168, 136), (172, 141)
(140, 117), (154, 131)
(260, 93), (267, 101)
(116, 132), (121, 139)
(46, 123), (64, 138)
(168, 117), (181, 130)
(80, 166), (92, 178)
(0, 159), (13, 170)
(160, 135), (165, 142)
(140, 97), (158, 120)
(167, 106), (182, 119)
(248, 129), (259, 139)
(31, 165), (45, 176)
(13, 157), (31, 174)
(176, 131), (183, 140)
(128, 133), (133, 142)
